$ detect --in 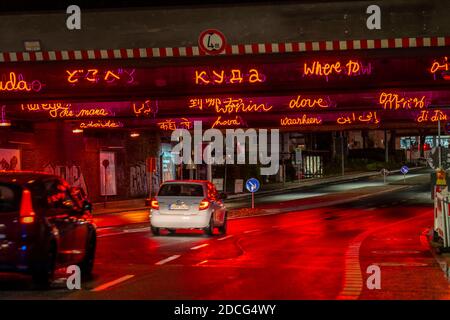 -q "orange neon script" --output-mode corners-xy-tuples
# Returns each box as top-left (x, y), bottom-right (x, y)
(195, 68), (265, 85)
(379, 92), (427, 110)
(416, 110), (448, 123)
(336, 111), (380, 125)
(288, 95), (333, 109)
(280, 115), (322, 126)
(211, 115), (244, 128)
(302, 60), (372, 79)
(0, 72), (43, 93)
